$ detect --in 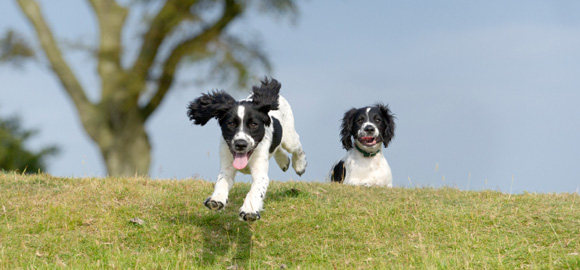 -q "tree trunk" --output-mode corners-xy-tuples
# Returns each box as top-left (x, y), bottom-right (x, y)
(86, 104), (152, 177)
(101, 125), (151, 177)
